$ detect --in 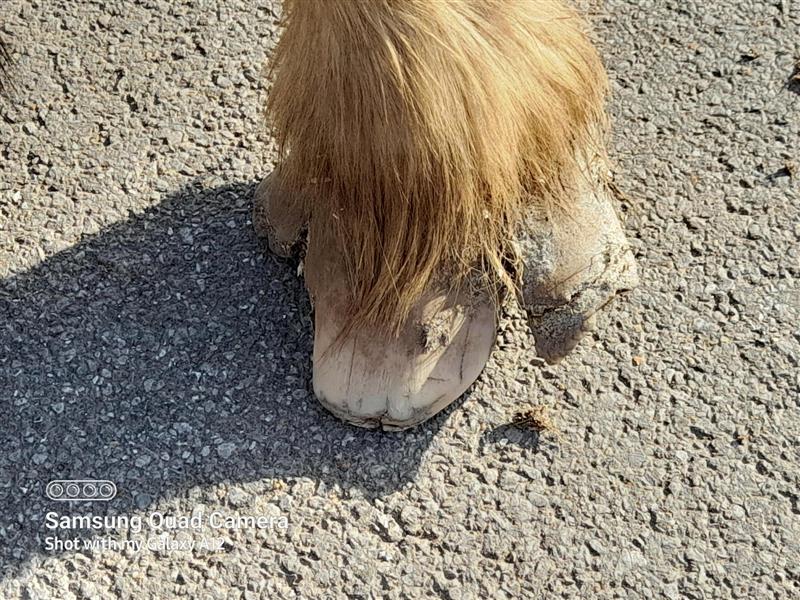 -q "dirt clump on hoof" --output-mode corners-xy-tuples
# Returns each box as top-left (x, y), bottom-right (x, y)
(516, 165), (639, 364)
